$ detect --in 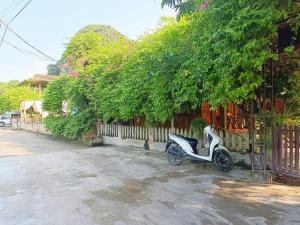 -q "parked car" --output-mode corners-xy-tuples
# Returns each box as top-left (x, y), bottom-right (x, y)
(0, 111), (20, 126)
